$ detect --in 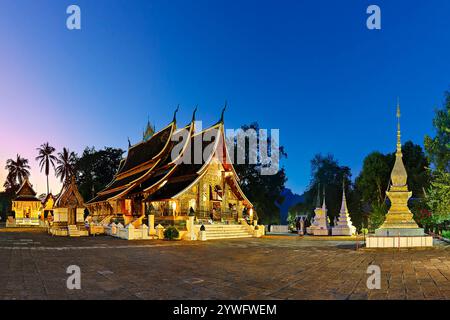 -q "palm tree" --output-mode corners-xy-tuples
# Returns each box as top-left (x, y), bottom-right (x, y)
(36, 142), (57, 195)
(5, 154), (31, 187)
(56, 147), (77, 185)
